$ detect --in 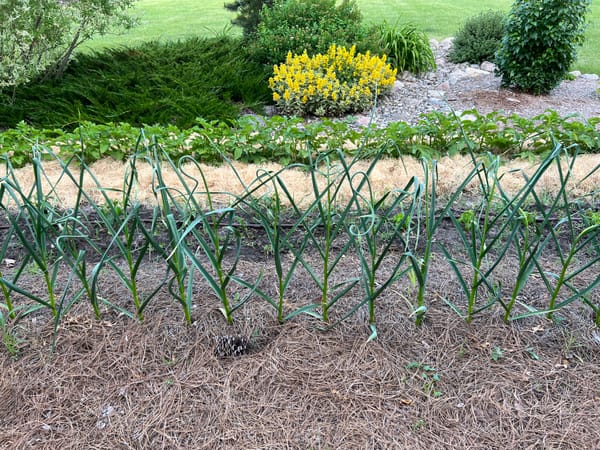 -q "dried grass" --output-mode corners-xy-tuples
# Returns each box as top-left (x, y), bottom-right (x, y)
(7, 154), (600, 209)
